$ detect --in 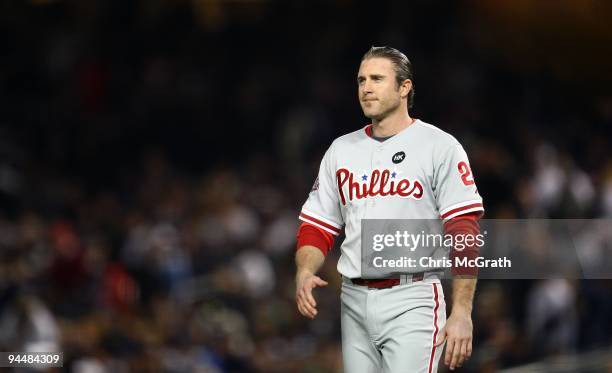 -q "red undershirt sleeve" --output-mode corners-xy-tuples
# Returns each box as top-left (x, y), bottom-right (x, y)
(444, 212), (481, 276)
(296, 222), (335, 257)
